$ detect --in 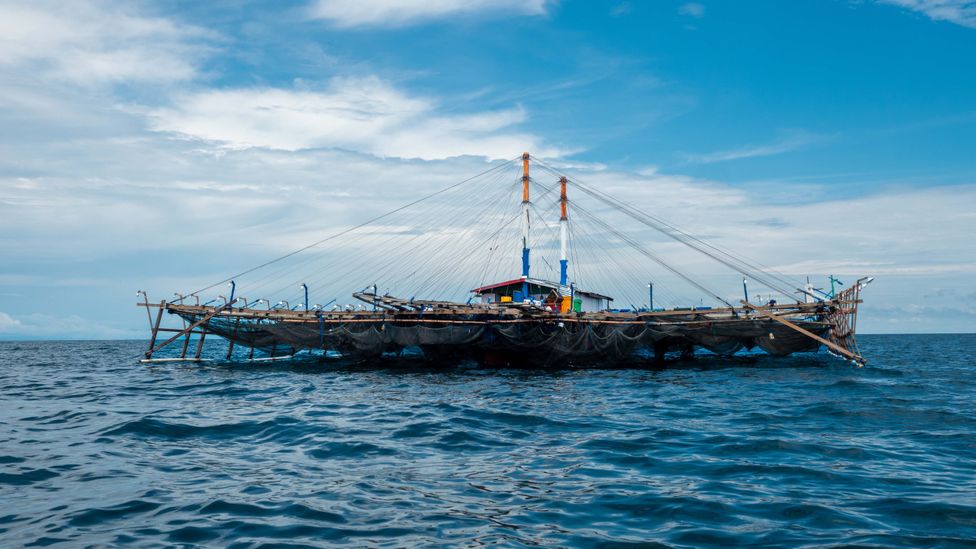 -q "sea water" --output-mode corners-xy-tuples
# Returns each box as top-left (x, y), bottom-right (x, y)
(1, 335), (974, 546)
